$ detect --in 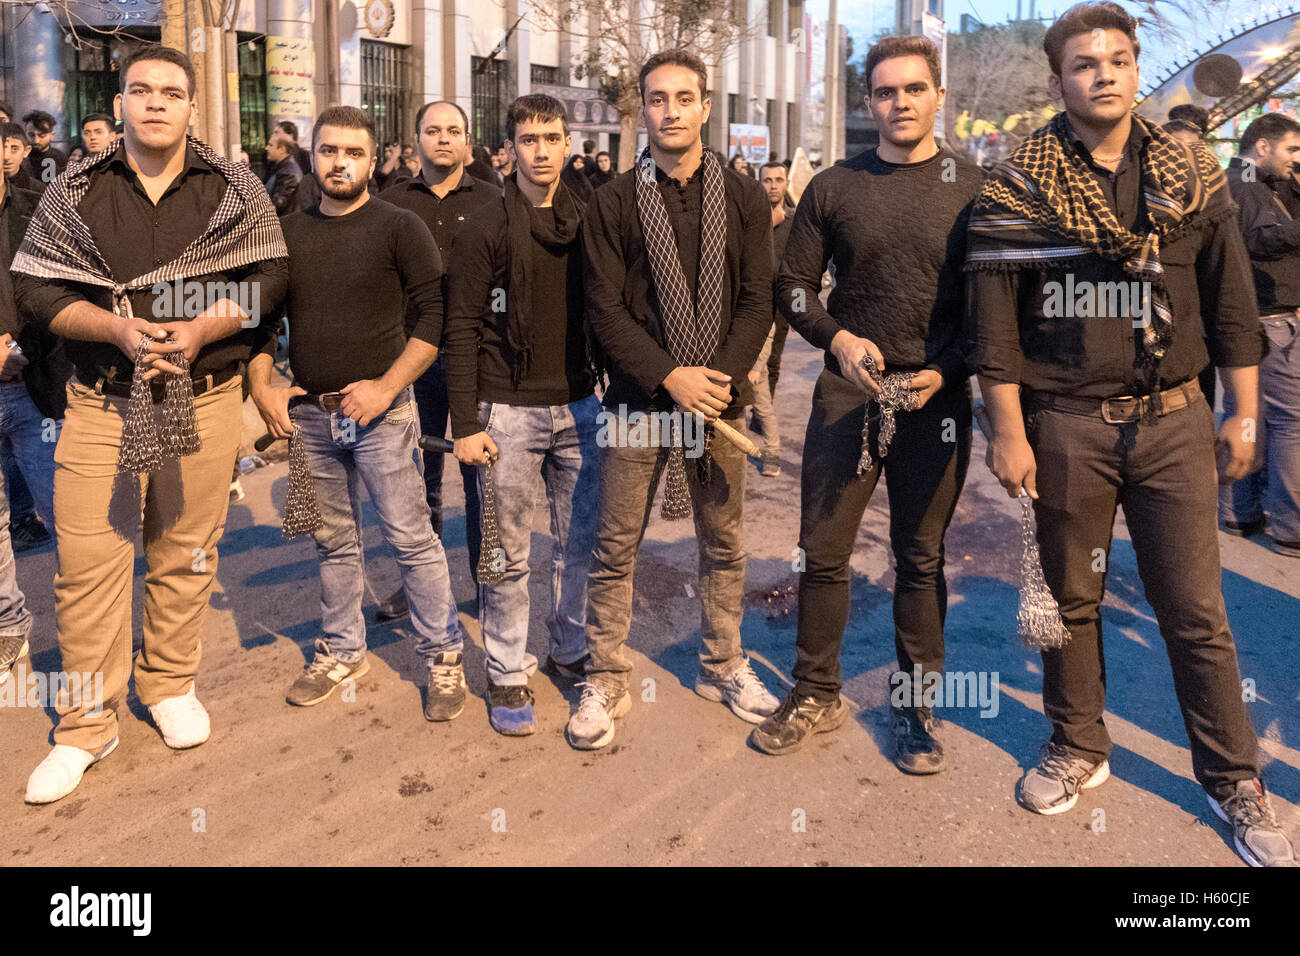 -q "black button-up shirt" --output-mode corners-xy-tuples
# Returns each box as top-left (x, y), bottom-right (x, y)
(965, 120), (1263, 398)
(14, 142), (288, 384)
(1226, 156), (1300, 311)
